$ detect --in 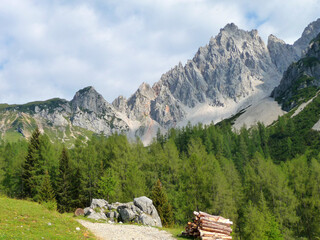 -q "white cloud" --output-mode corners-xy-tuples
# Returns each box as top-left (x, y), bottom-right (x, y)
(0, 0), (319, 104)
